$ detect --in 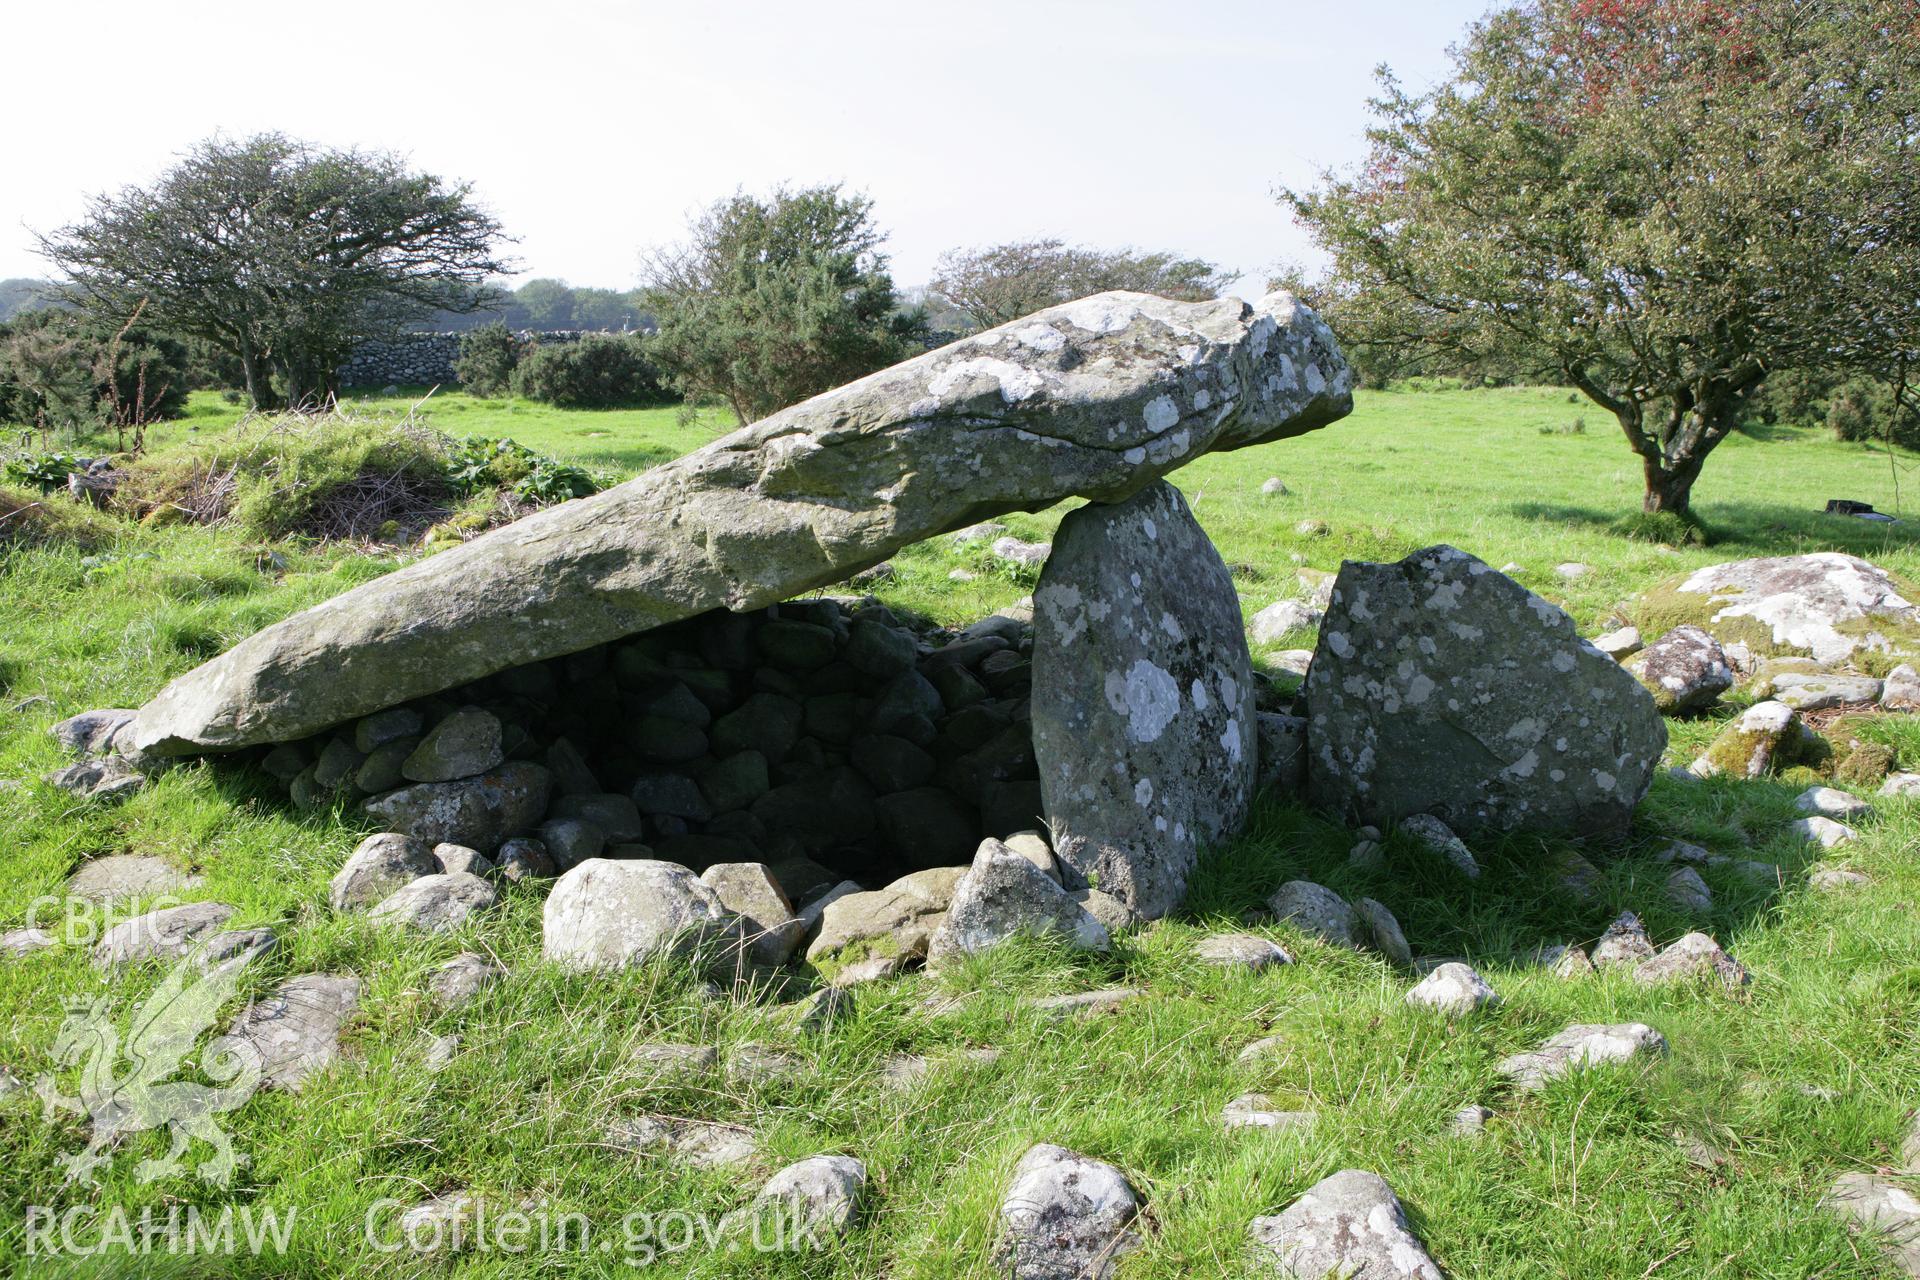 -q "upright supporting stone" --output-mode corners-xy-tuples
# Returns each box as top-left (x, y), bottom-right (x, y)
(1031, 481), (1255, 918)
